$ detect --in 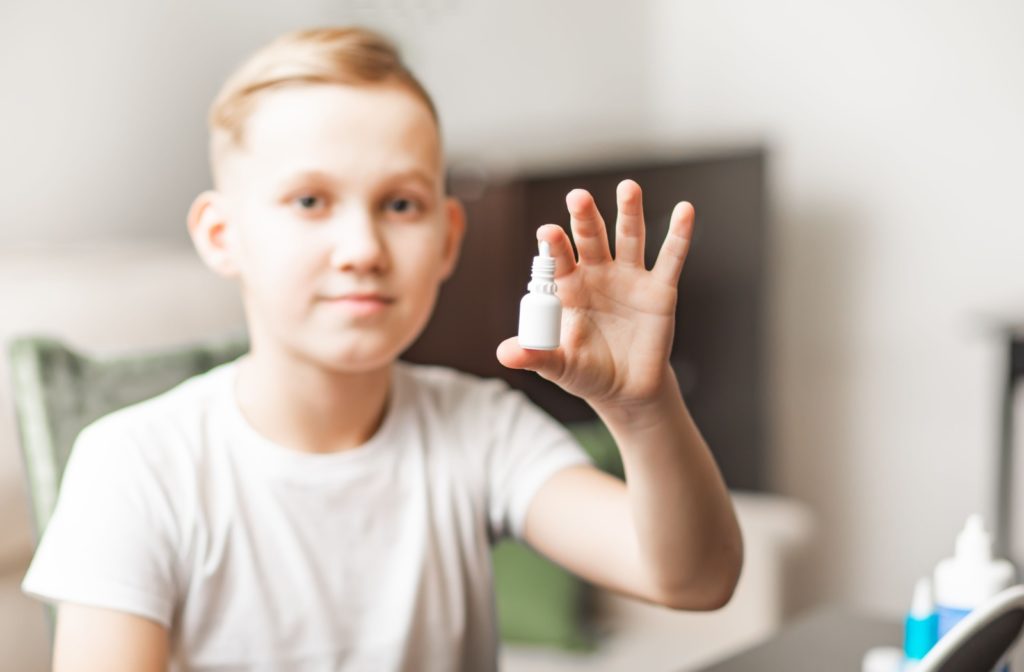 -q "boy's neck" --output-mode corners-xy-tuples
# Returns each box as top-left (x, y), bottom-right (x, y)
(233, 348), (392, 455)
